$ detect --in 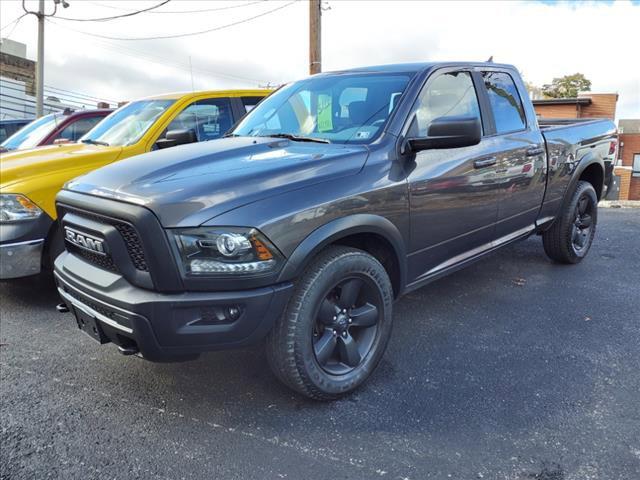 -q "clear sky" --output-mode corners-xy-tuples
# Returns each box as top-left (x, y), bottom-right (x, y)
(1, 0), (639, 119)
